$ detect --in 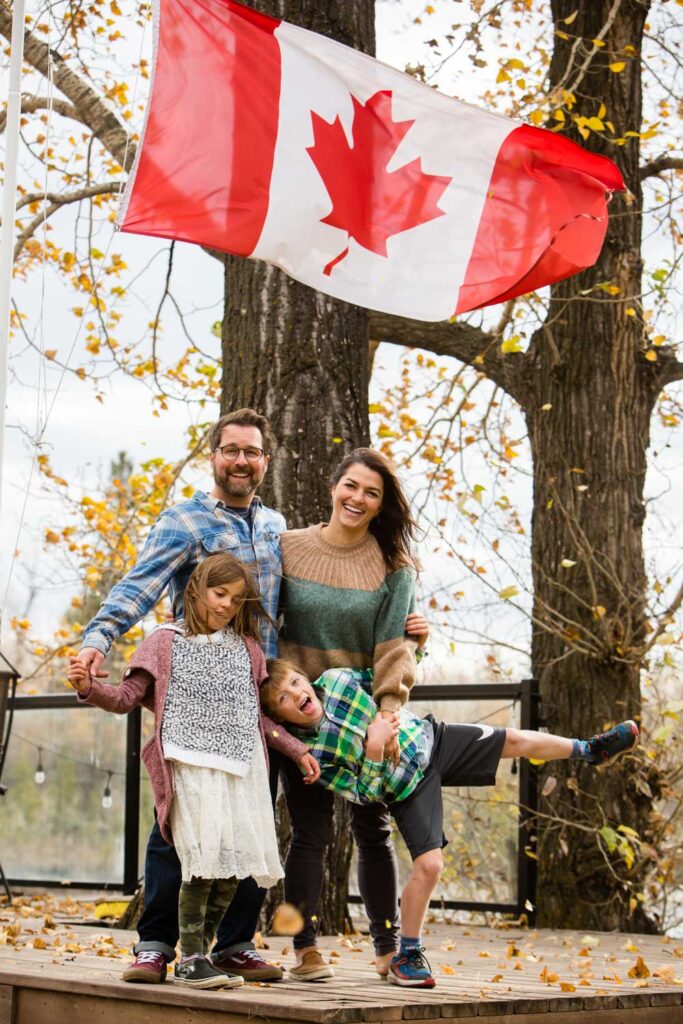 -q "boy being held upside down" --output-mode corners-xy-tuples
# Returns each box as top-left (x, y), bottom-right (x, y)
(261, 659), (639, 990)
